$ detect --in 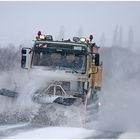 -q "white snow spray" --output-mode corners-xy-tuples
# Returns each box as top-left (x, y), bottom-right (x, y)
(0, 47), (84, 126)
(93, 46), (140, 132)
(1, 45), (140, 132)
